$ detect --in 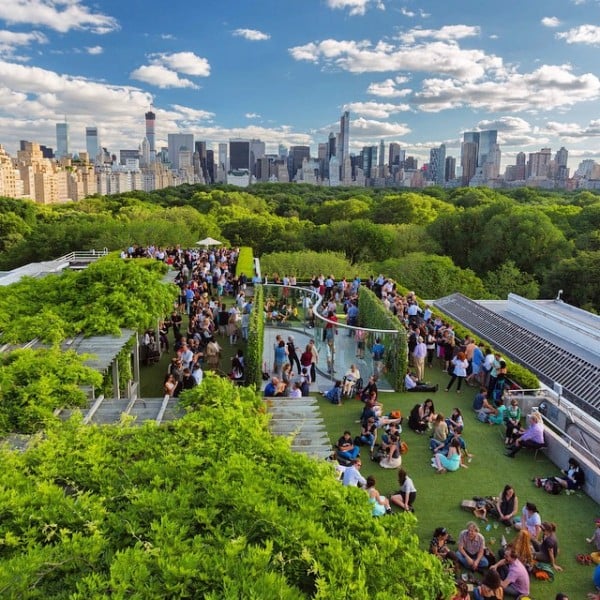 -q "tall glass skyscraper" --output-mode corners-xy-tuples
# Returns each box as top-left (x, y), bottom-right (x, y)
(85, 127), (99, 162)
(56, 122), (69, 159)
